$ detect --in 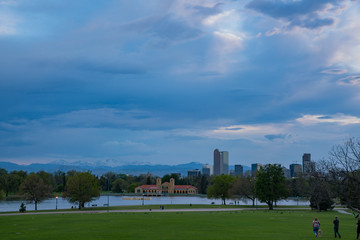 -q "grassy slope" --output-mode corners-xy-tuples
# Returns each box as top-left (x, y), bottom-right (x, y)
(0, 210), (357, 240)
